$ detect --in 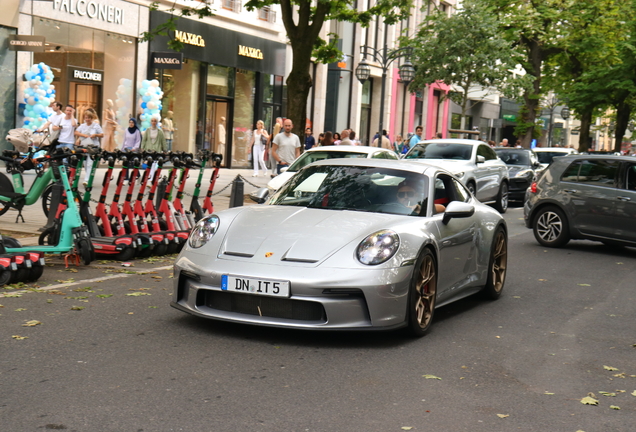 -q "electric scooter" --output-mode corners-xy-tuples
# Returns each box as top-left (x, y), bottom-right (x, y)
(75, 151), (140, 261)
(190, 151), (223, 221)
(4, 148), (94, 265)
